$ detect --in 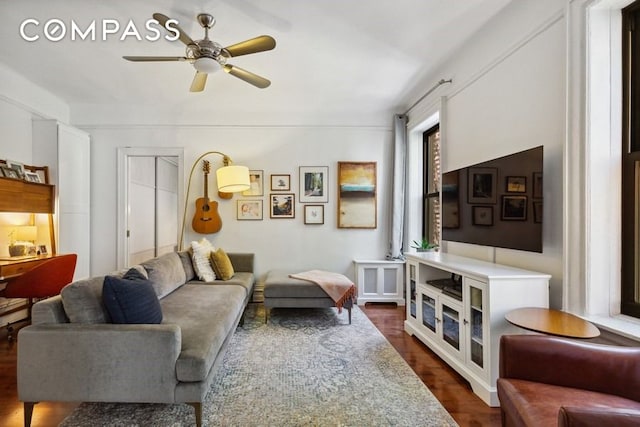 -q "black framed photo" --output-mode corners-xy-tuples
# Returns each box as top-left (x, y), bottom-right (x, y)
(501, 195), (527, 221)
(468, 167), (497, 204)
(472, 206), (493, 226)
(505, 176), (526, 193)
